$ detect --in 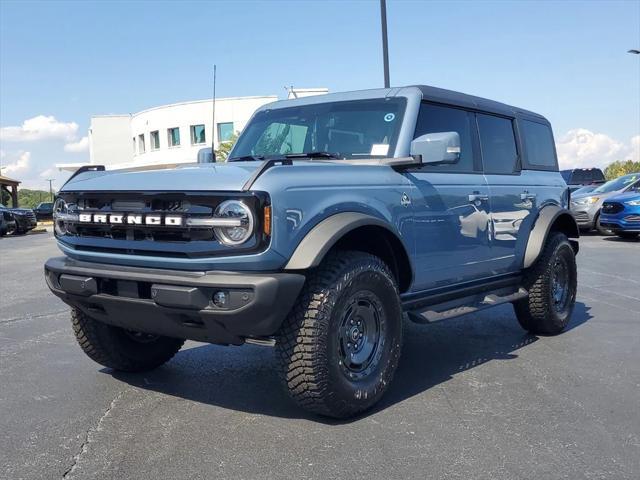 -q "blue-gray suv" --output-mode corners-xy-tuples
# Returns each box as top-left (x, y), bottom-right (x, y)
(45, 86), (579, 418)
